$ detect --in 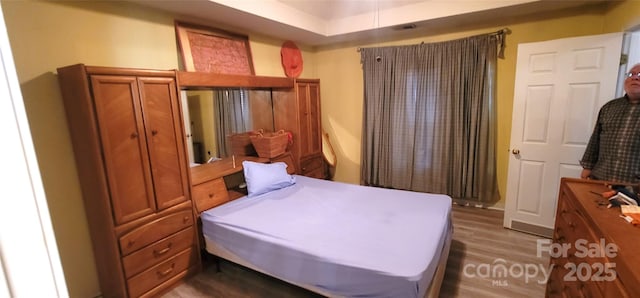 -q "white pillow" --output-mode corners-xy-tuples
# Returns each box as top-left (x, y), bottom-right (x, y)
(242, 161), (296, 197)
